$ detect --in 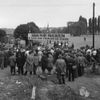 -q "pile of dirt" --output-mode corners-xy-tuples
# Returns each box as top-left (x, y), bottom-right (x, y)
(35, 81), (85, 100)
(0, 71), (100, 100)
(0, 75), (39, 100)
